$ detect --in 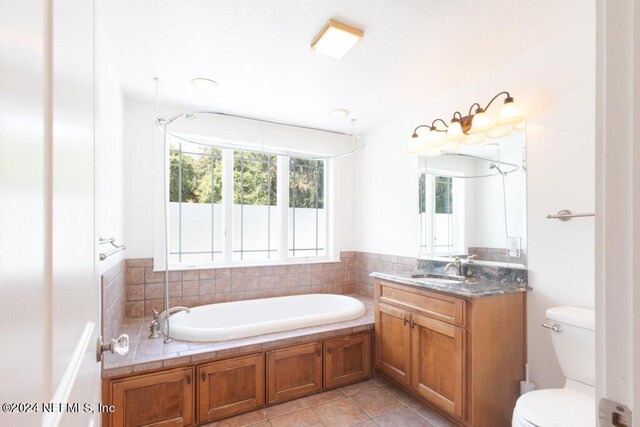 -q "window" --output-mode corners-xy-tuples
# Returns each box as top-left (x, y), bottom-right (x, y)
(168, 145), (330, 267)
(289, 158), (326, 257)
(169, 141), (223, 264)
(419, 172), (464, 255)
(233, 151), (278, 261)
